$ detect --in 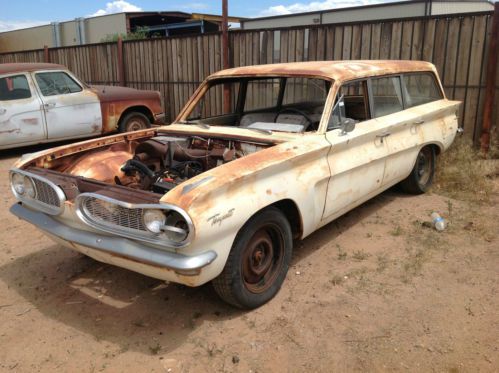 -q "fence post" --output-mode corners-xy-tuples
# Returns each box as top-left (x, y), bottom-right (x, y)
(43, 45), (49, 63)
(222, 0), (231, 113)
(481, 2), (499, 154)
(117, 36), (125, 86)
